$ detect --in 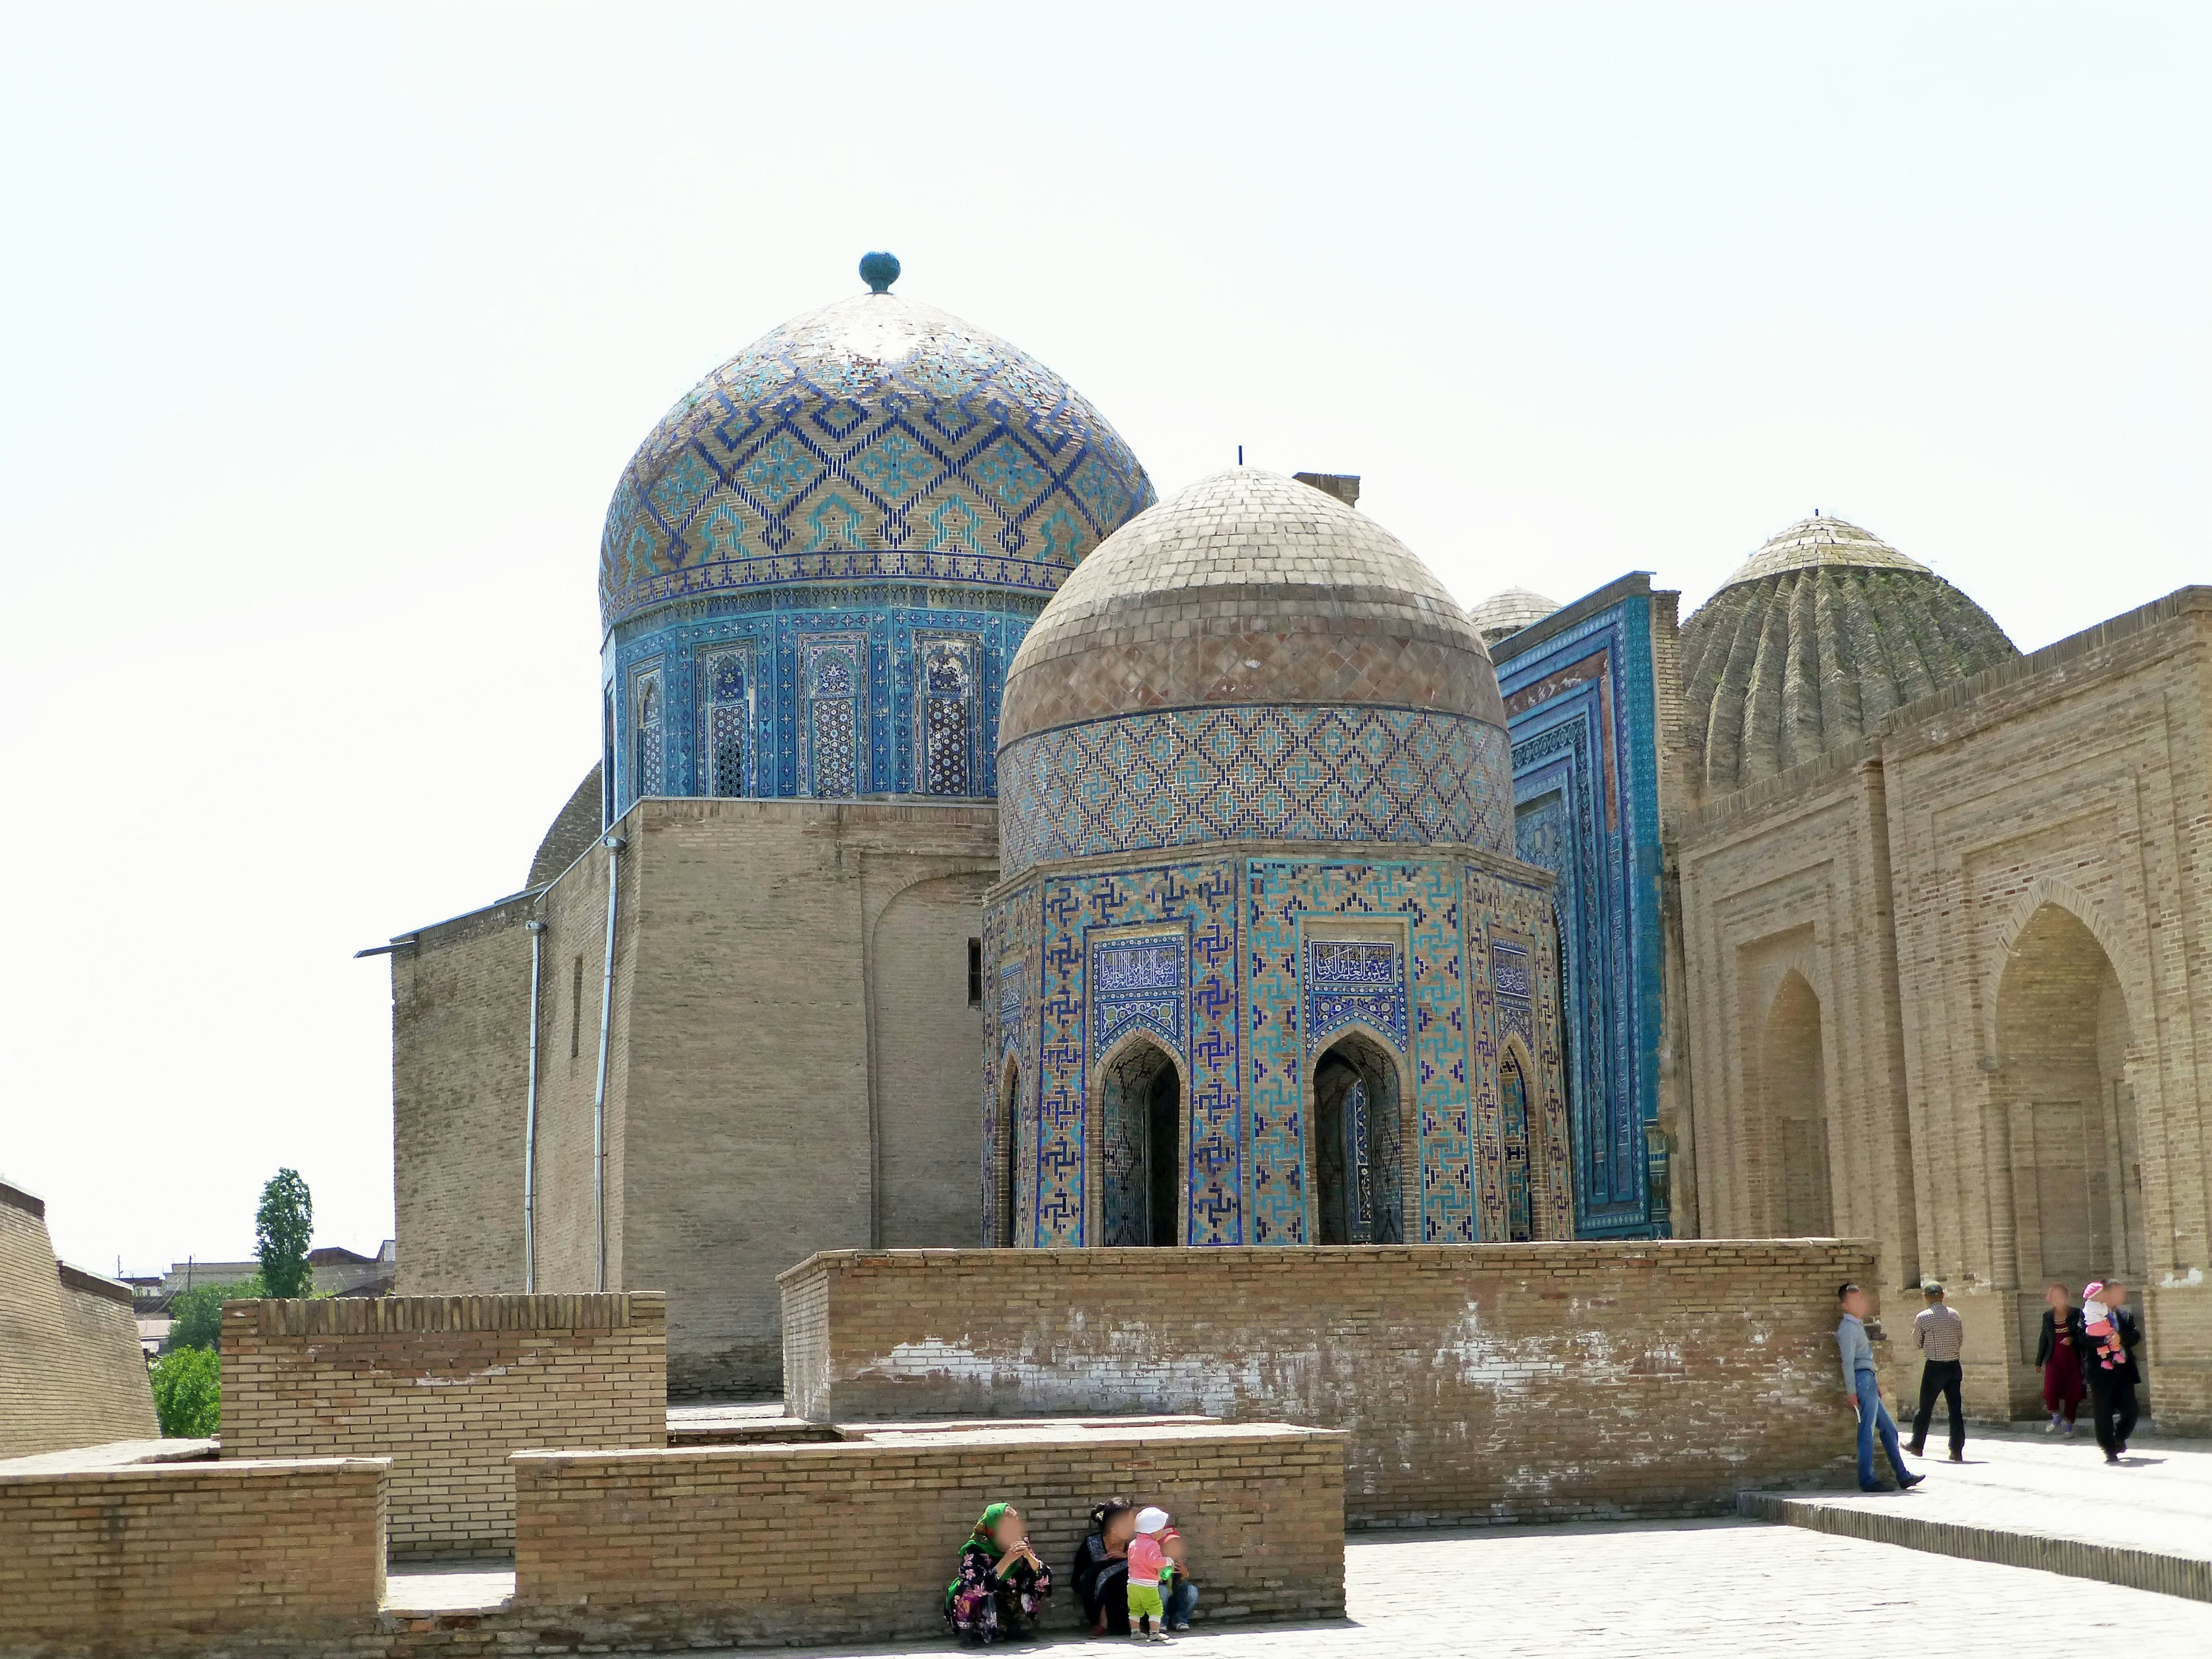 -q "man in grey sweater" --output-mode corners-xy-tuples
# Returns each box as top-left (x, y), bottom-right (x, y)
(1838, 1282), (1923, 1493)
